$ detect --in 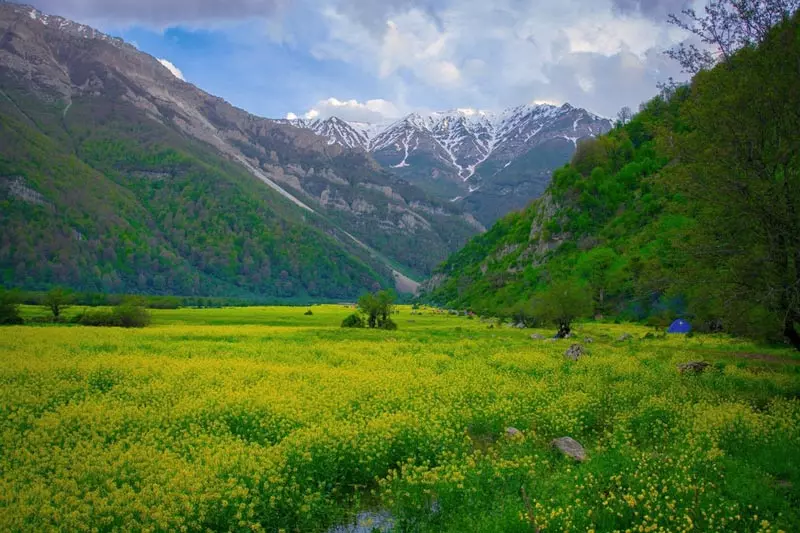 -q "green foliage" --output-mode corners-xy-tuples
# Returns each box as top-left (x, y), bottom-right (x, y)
(341, 313), (365, 328)
(667, 13), (800, 348)
(357, 290), (397, 329)
(532, 279), (593, 335)
(0, 95), (391, 300)
(43, 287), (72, 319)
(78, 299), (151, 328)
(0, 289), (23, 324)
(304, 310), (314, 316)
